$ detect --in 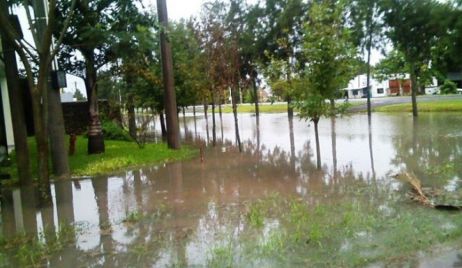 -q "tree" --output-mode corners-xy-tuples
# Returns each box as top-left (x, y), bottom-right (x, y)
(382, 0), (451, 117)
(259, 0), (307, 118)
(296, 0), (357, 169)
(56, 0), (121, 154)
(157, 0), (181, 149)
(0, 0), (77, 200)
(348, 0), (384, 117)
(0, 4), (31, 185)
(73, 88), (86, 101)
